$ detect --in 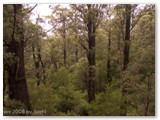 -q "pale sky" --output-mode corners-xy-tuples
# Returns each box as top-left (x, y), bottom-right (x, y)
(30, 4), (52, 31)
(29, 4), (146, 36)
(29, 4), (70, 36)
